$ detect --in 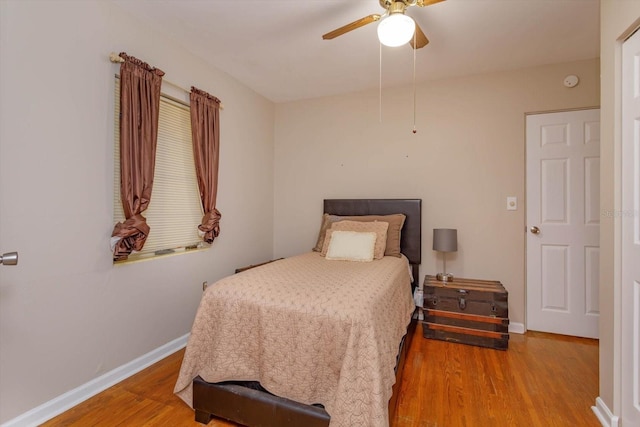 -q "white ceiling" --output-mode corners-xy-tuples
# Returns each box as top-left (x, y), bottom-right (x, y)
(113, 0), (600, 103)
